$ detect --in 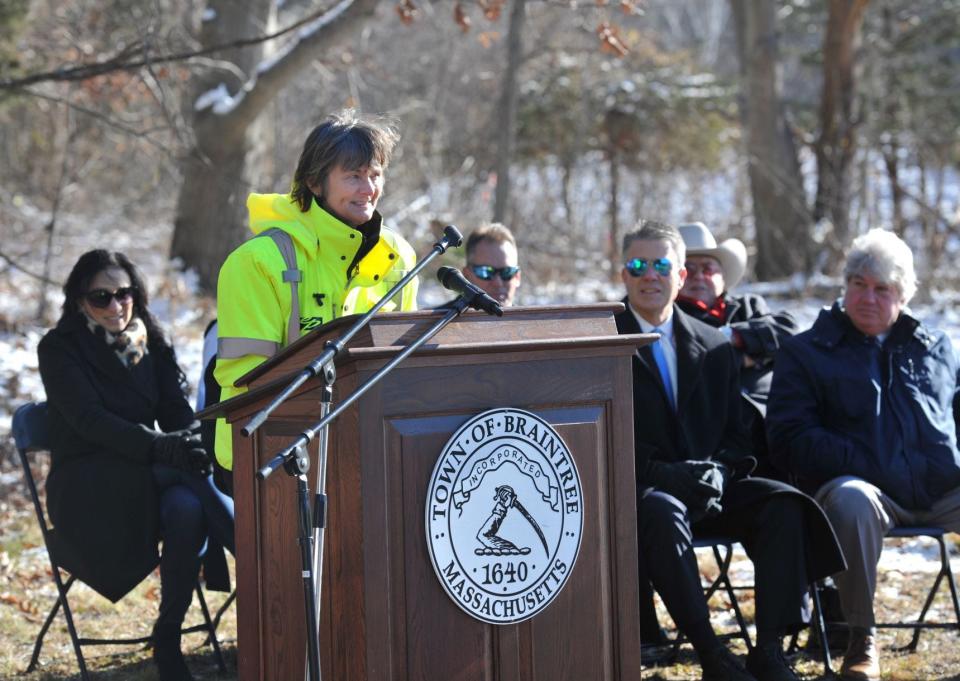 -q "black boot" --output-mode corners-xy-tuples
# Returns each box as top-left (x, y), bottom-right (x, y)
(153, 623), (195, 681)
(700, 645), (758, 681)
(745, 640), (800, 681)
